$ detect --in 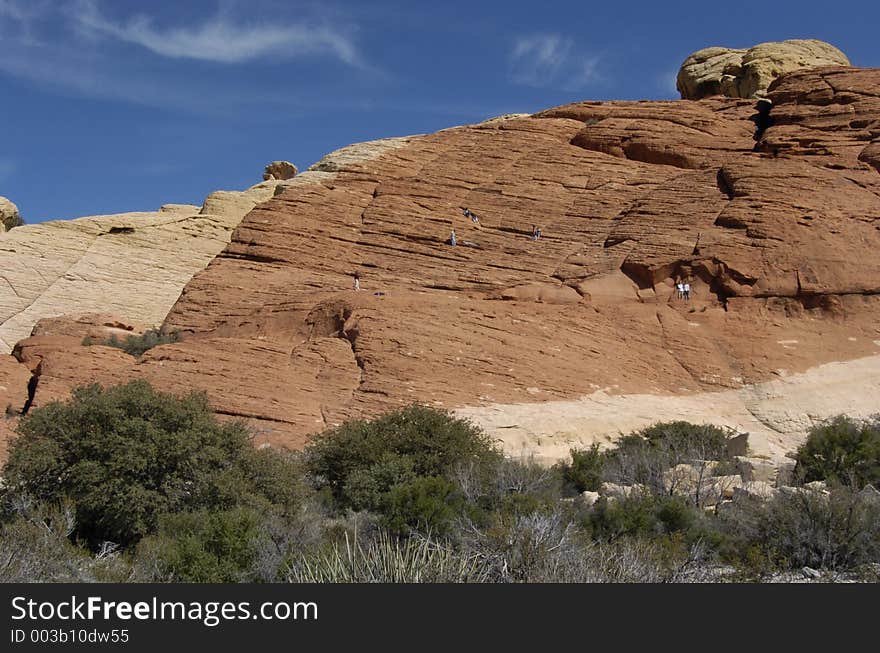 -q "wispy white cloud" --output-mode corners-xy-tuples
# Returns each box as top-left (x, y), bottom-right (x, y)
(0, 0), (370, 114)
(509, 33), (602, 90)
(72, 0), (360, 65)
(510, 34), (571, 85)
